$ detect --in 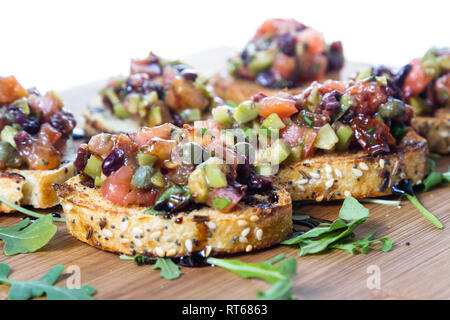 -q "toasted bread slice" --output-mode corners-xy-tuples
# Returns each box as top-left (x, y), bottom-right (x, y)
(210, 70), (340, 104)
(55, 175), (292, 257)
(411, 108), (450, 154)
(0, 140), (78, 213)
(84, 105), (141, 137)
(277, 129), (429, 202)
